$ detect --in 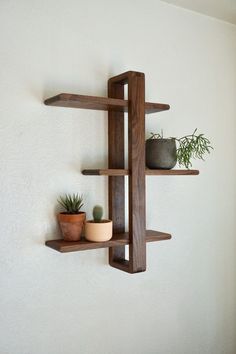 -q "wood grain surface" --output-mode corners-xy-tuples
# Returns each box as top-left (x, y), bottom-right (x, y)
(45, 230), (171, 253)
(44, 93), (170, 114)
